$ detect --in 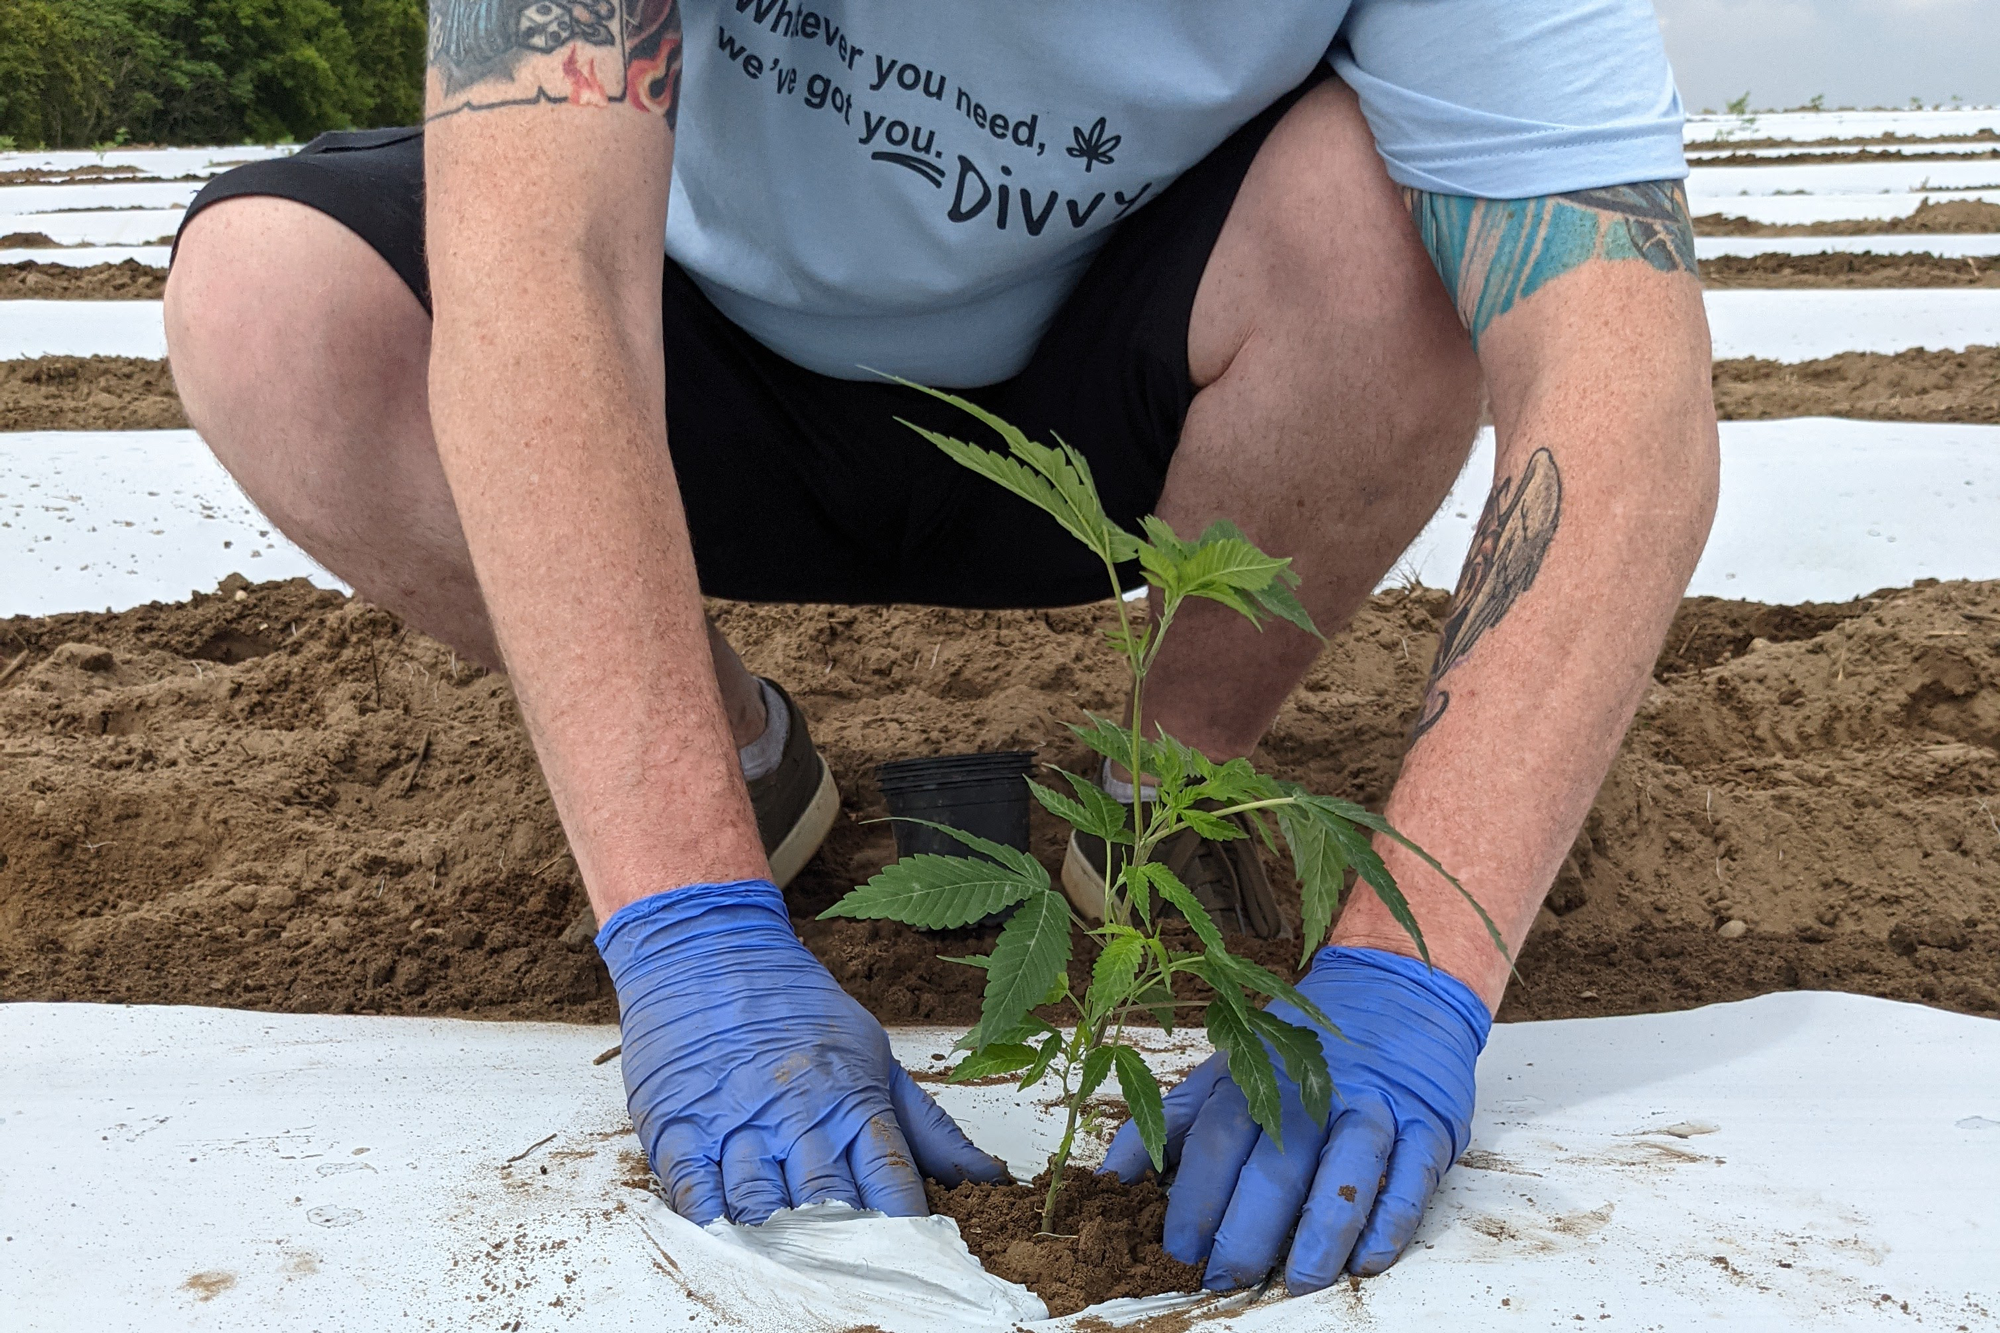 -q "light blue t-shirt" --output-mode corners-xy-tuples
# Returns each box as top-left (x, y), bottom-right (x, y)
(666, 0), (1684, 386)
